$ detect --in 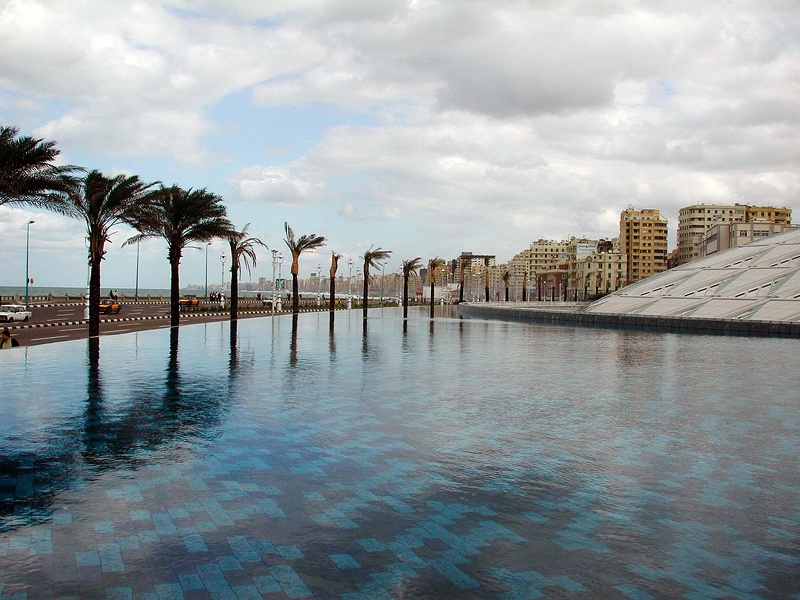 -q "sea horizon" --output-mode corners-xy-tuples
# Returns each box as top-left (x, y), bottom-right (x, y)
(0, 285), (269, 299)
